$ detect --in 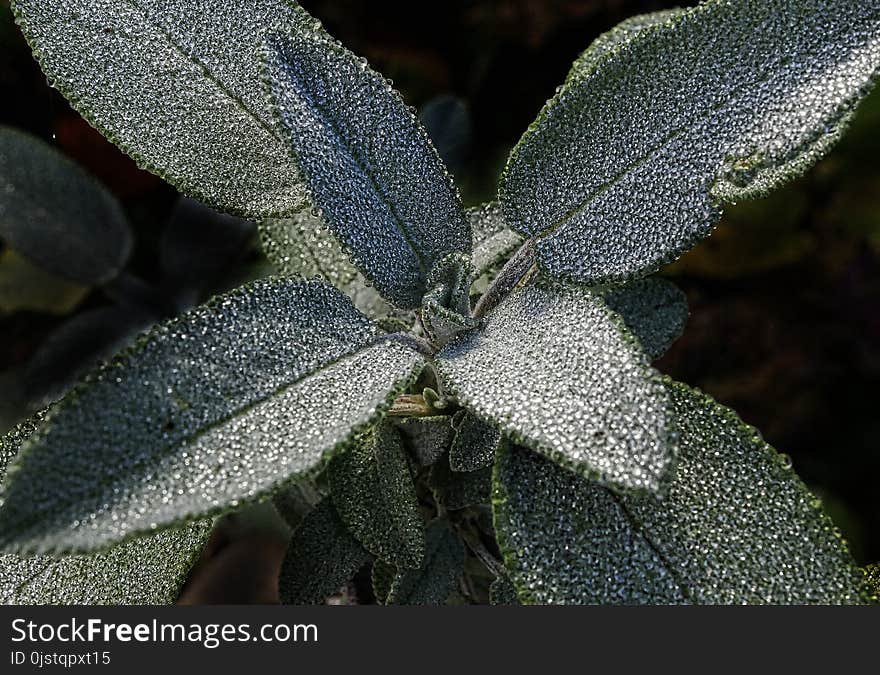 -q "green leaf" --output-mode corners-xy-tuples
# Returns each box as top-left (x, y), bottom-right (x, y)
(386, 520), (465, 605)
(429, 452), (491, 511)
(437, 280), (674, 493)
(262, 30), (471, 309)
(468, 202), (524, 279)
(864, 564), (880, 603)
(278, 499), (370, 605)
(0, 127), (131, 285)
(489, 575), (520, 606)
(0, 412), (210, 605)
(328, 424), (425, 569)
(420, 253), (478, 347)
(601, 277), (688, 361)
(371, 558), (396, 605)
(393, 416), (455, 467)
(0, 277), (424, 554)
(10, 0), (317, 218)
(500, 1), (880, 285)
(260, 211), (394, 320)
(449, 412), (501, 473)
(493, 381), (871, 604)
